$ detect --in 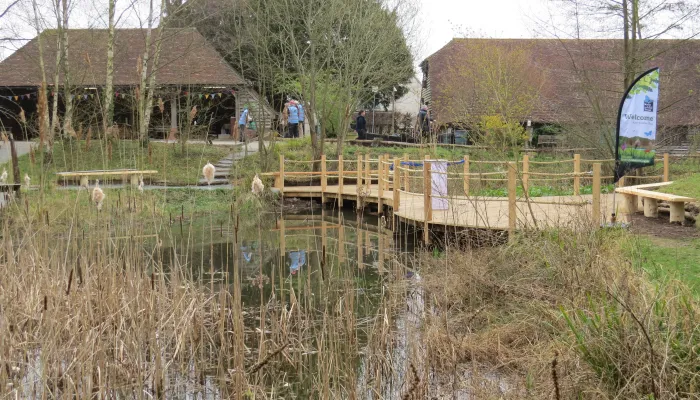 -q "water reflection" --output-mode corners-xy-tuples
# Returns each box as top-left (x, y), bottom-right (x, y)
(155, 208), (414, 398)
